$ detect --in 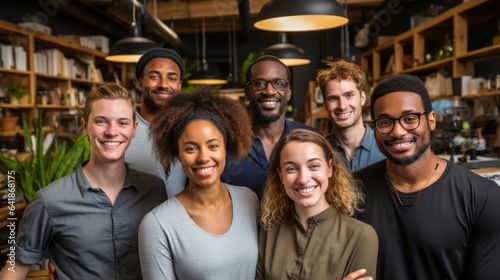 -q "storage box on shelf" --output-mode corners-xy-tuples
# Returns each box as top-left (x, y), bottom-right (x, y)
(360, 0), (500, 99)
